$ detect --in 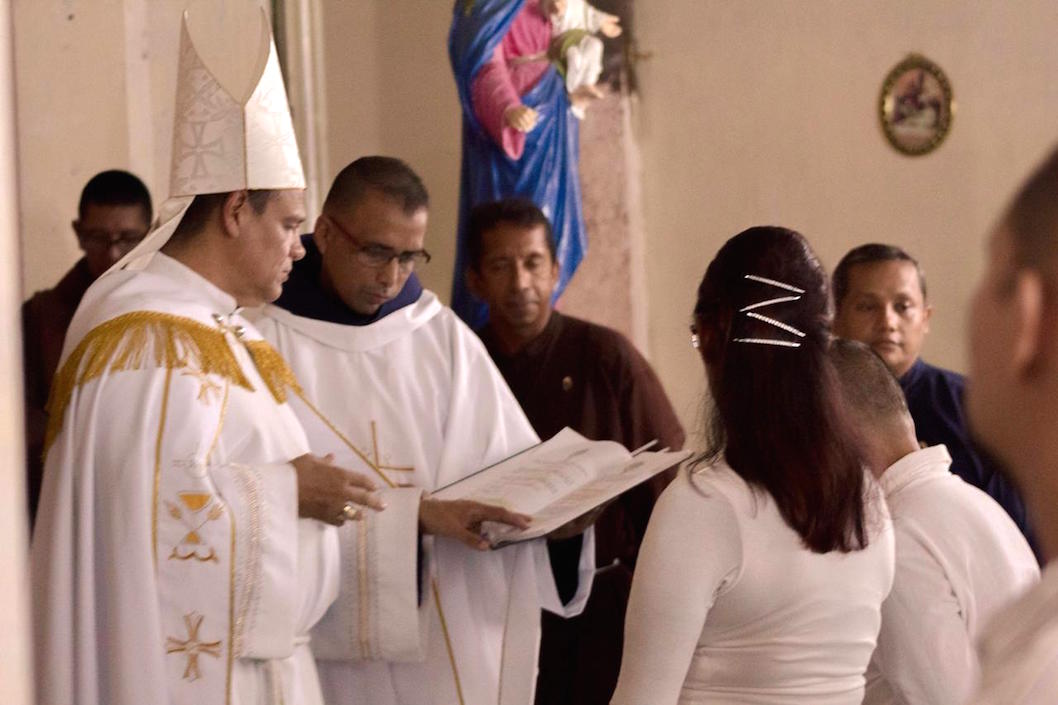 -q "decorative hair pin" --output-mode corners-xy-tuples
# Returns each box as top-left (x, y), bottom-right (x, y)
(736, 274), (806, 348)
(740, 296), (801, 312)
(733, 338), (802, 348)
(743, 274), (805, 294)
(744, 312), (805, 338)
